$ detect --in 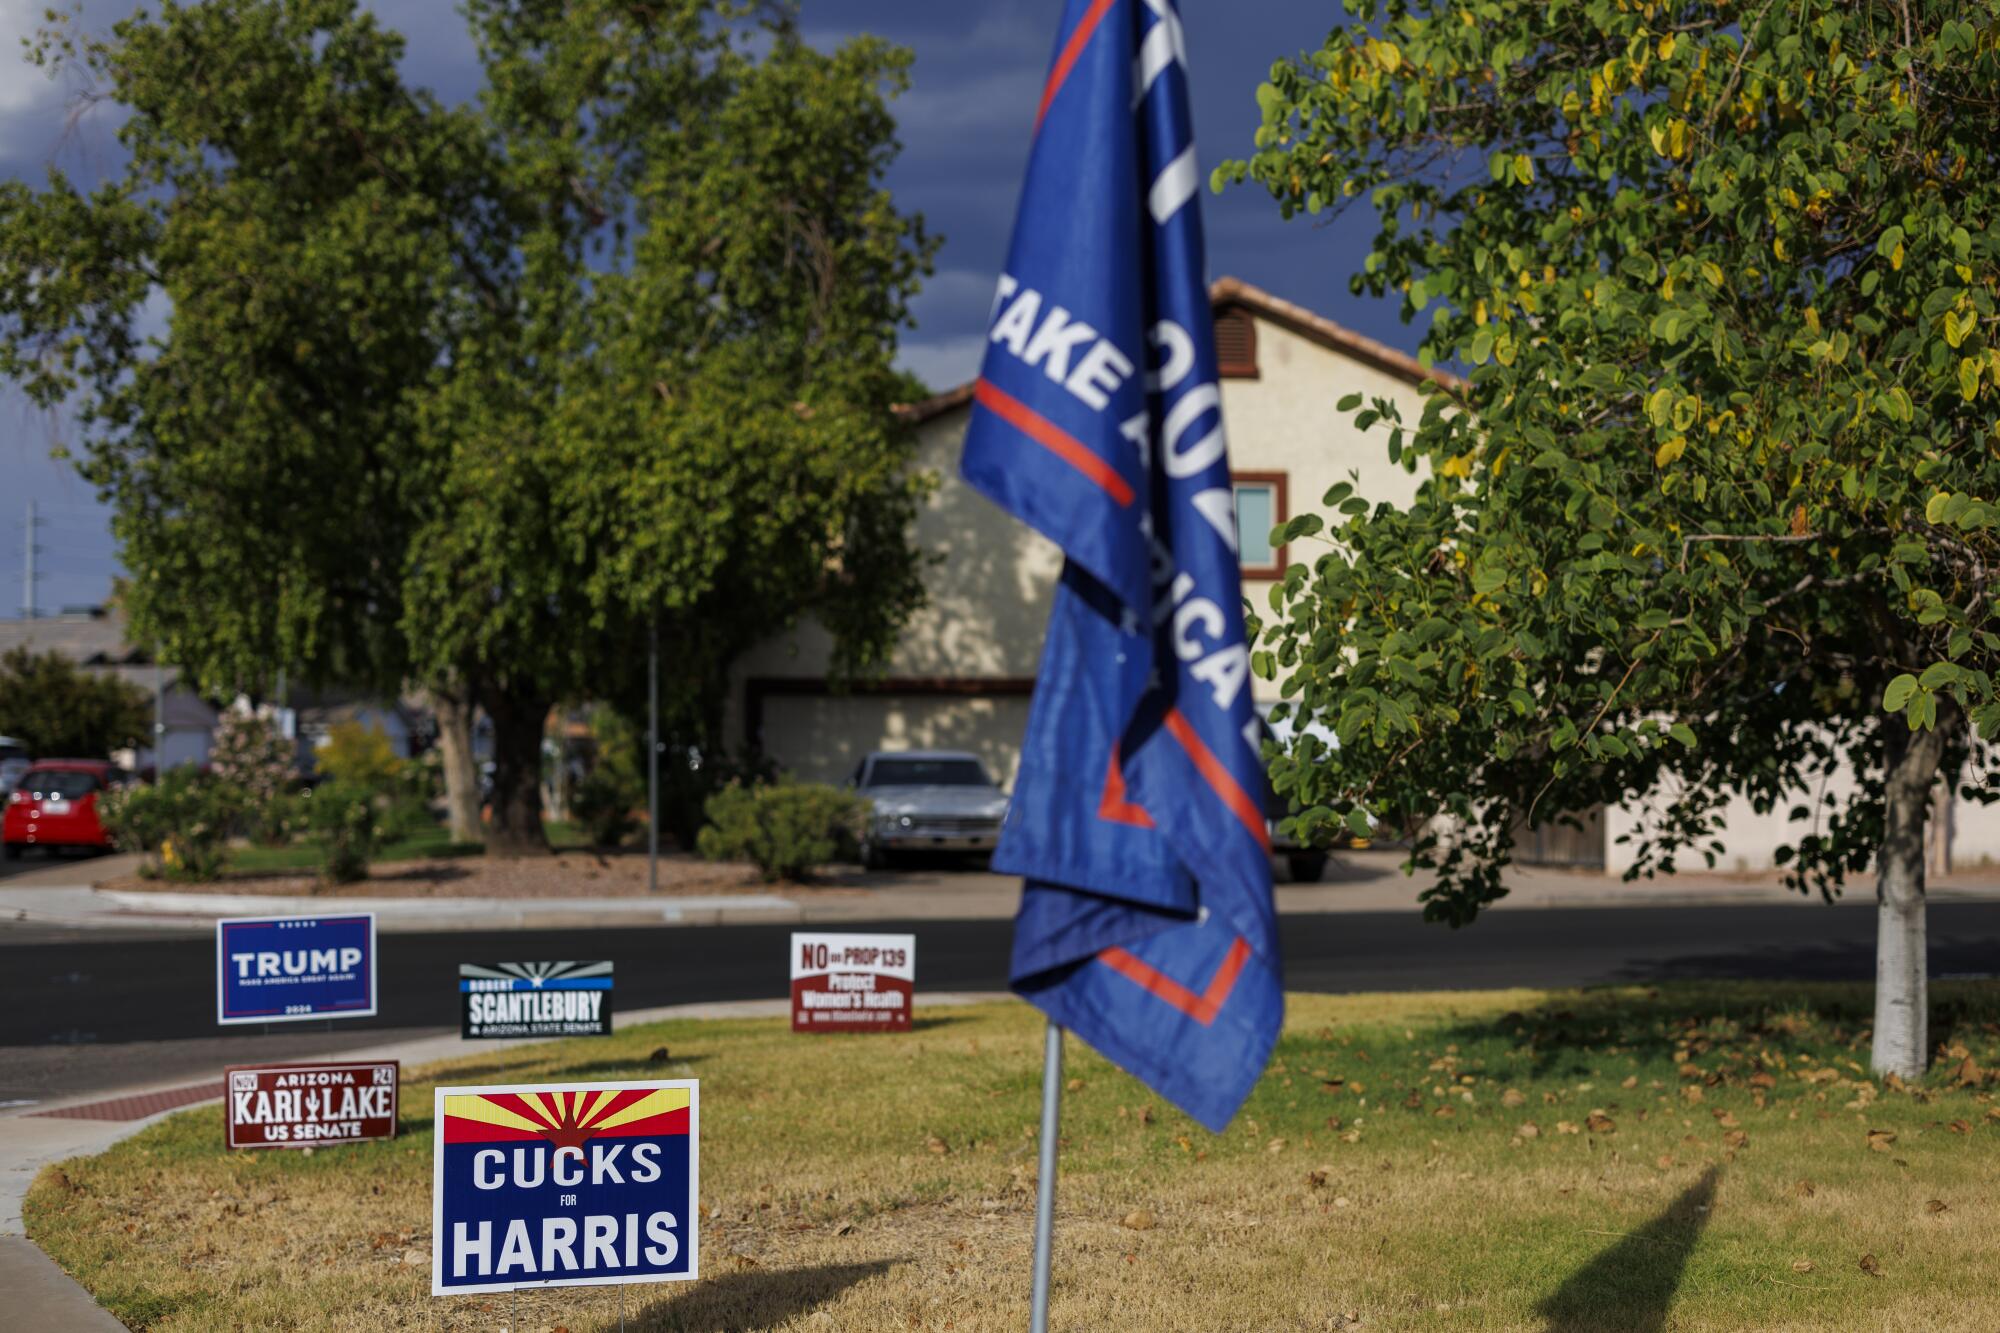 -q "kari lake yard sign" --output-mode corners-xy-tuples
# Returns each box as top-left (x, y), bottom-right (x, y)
(215, 913), (377, 1025)
(432, 1080), (698, 1295)
(224, 1060), (398, 1150)
(460, 962), (615, 1039)
(790, 932), (915, 1032)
